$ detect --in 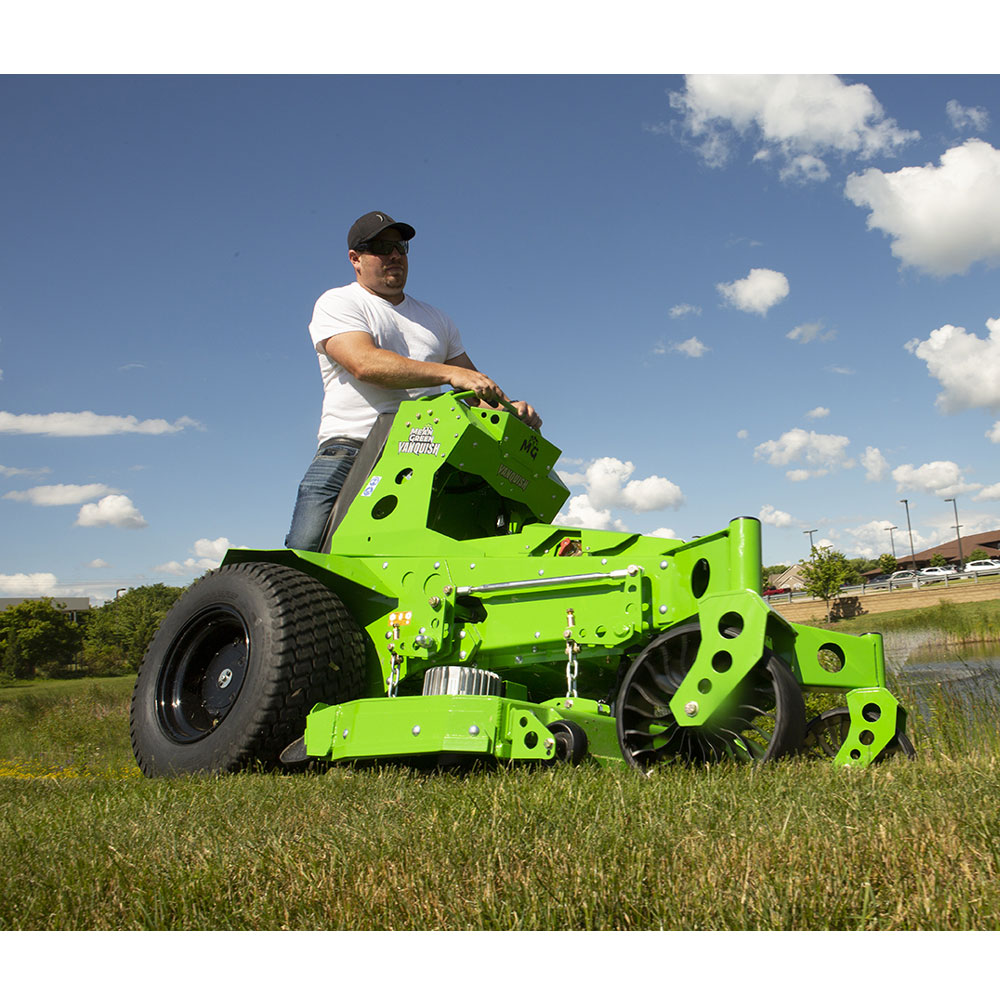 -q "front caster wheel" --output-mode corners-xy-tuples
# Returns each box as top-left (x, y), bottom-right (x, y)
(616, 622), (805, 770)
(547, 719), (588, 764)
(803, 706), (915, 761)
